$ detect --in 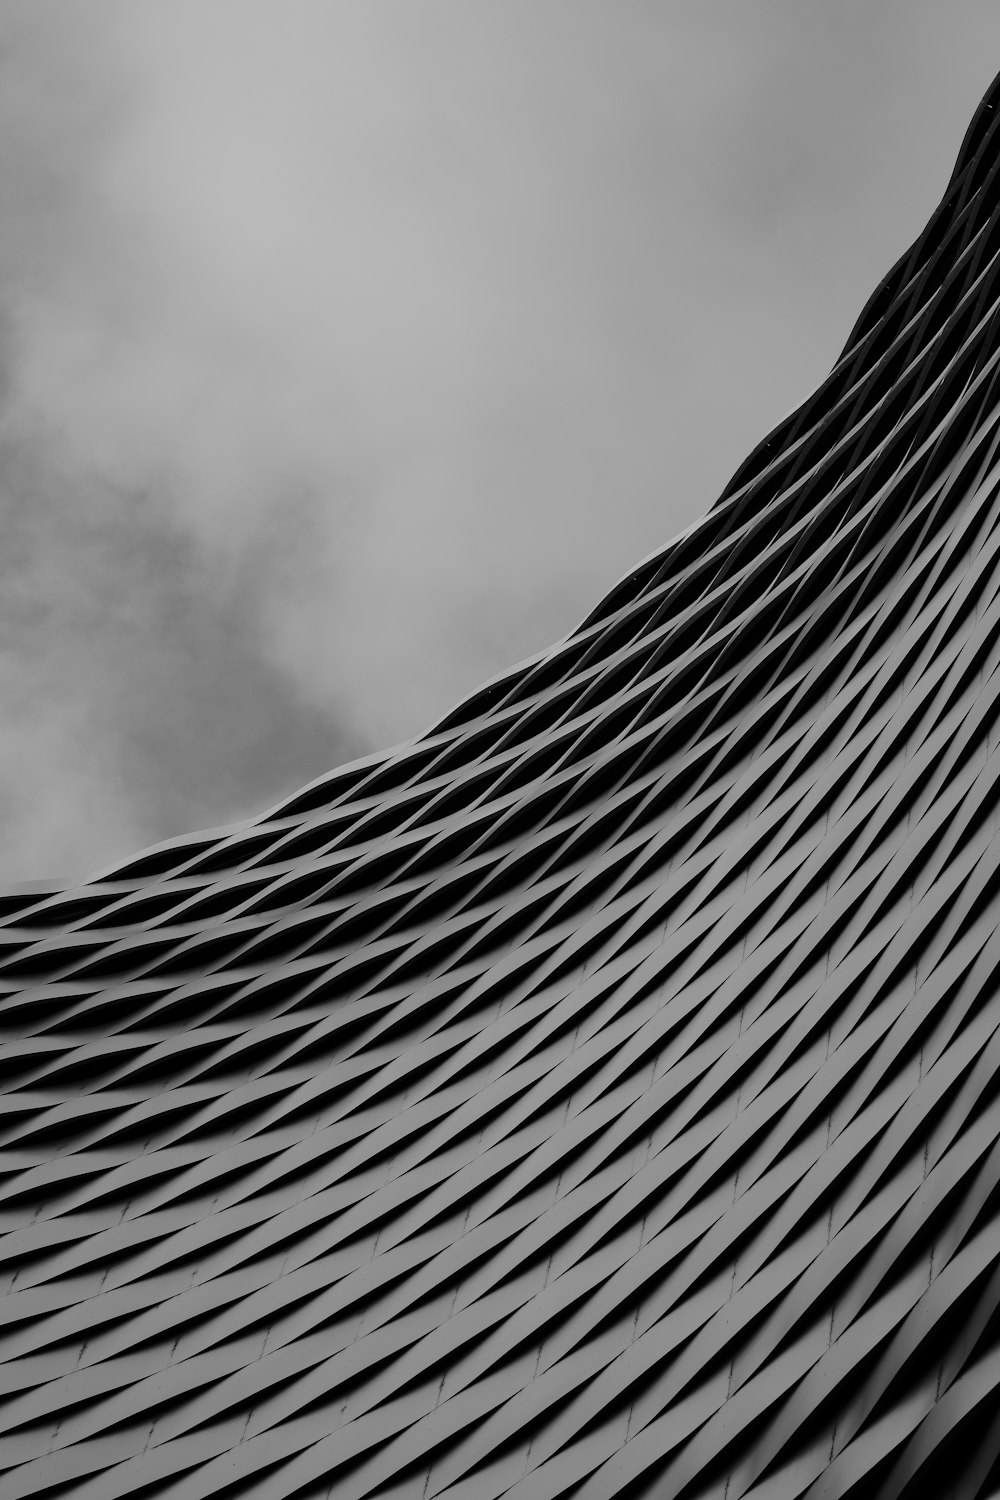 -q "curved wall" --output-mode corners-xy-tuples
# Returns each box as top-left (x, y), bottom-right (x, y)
(5, 70), (1000, 1500)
